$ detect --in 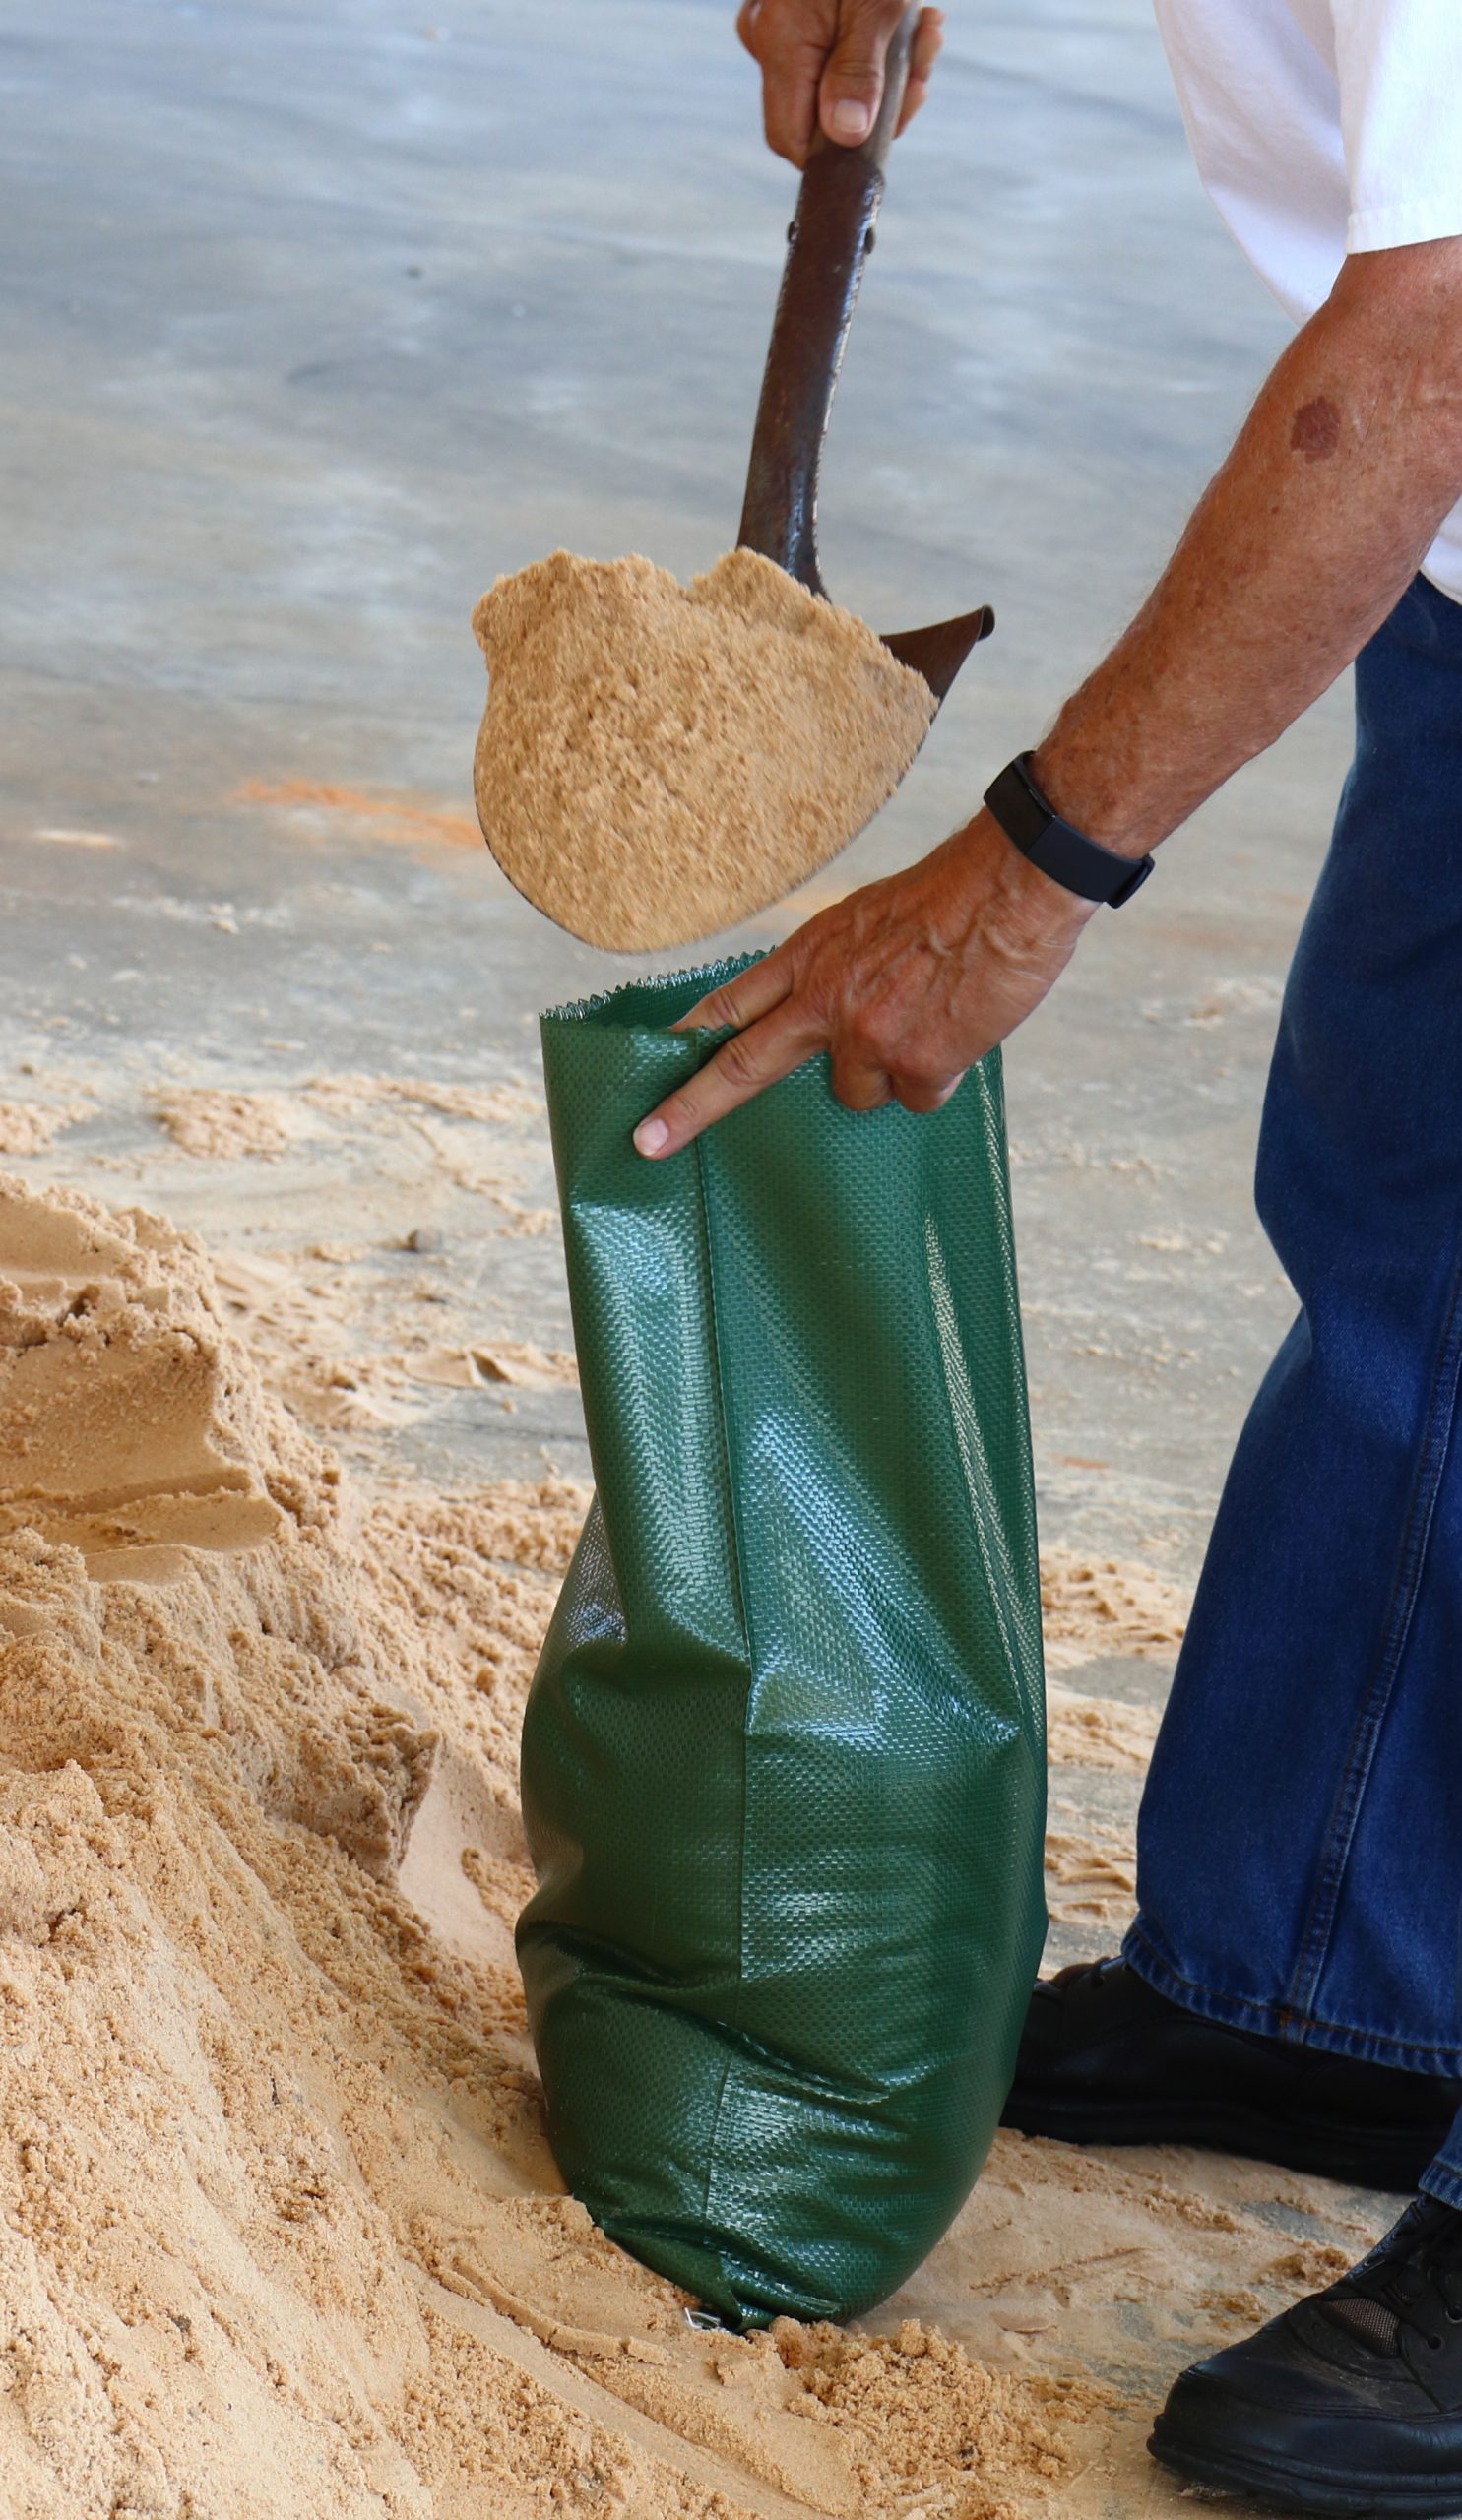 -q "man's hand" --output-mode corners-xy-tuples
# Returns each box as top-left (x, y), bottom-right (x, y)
(636, 239), (1462, 1165)
(632, 811), (1093, 1158)
(736, 0), (945, 166)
